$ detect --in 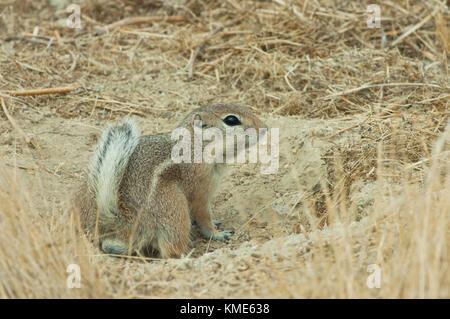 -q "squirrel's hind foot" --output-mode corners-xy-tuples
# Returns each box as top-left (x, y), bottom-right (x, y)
(101, 238), (129, 255)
